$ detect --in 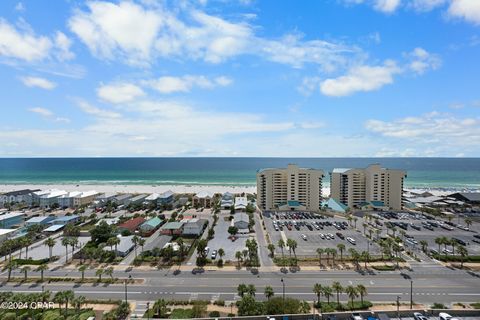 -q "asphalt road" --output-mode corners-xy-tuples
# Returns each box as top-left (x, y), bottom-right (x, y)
(1, 265), (479, 305)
